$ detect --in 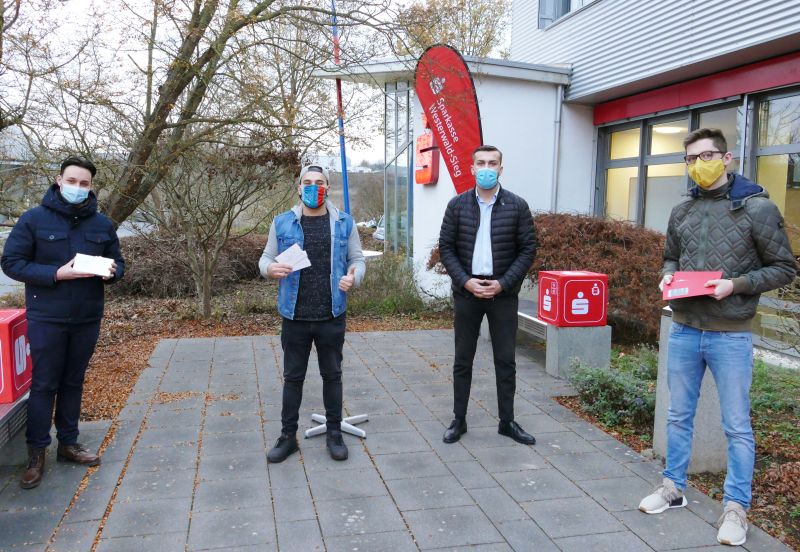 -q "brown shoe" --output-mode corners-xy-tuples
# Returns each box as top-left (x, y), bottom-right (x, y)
(56, 443), (101, 466)
(20, 446), (46, 489)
